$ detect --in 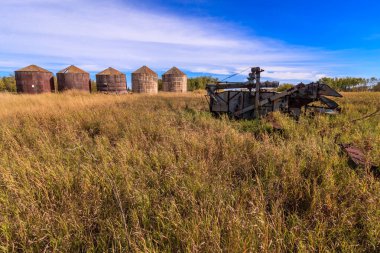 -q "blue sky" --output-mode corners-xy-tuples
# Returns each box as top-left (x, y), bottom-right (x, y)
(0, 0), (379, 83)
